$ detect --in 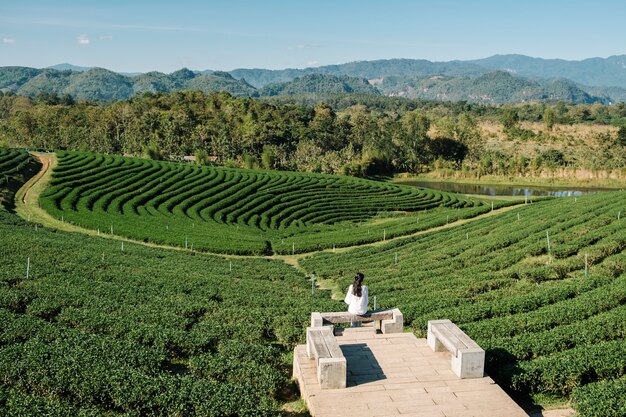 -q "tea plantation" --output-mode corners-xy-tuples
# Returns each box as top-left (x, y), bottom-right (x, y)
(39, 151), (500, 255)
(1, 149), (625, 416)
(302, 189), (626, 416)
(1, 151), (340, 416)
